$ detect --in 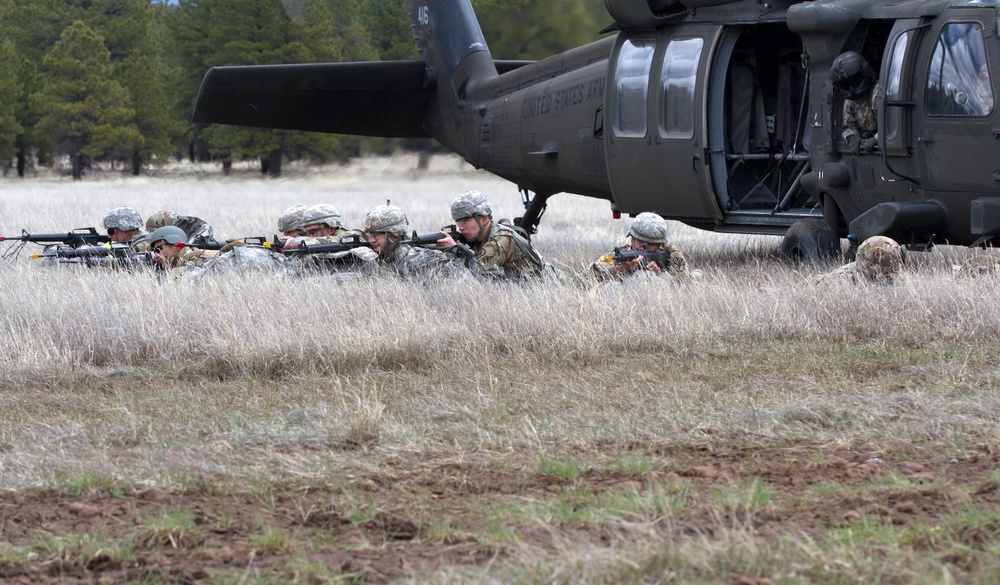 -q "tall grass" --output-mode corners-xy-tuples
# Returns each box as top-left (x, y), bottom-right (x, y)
(1, 155), (998, 489)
